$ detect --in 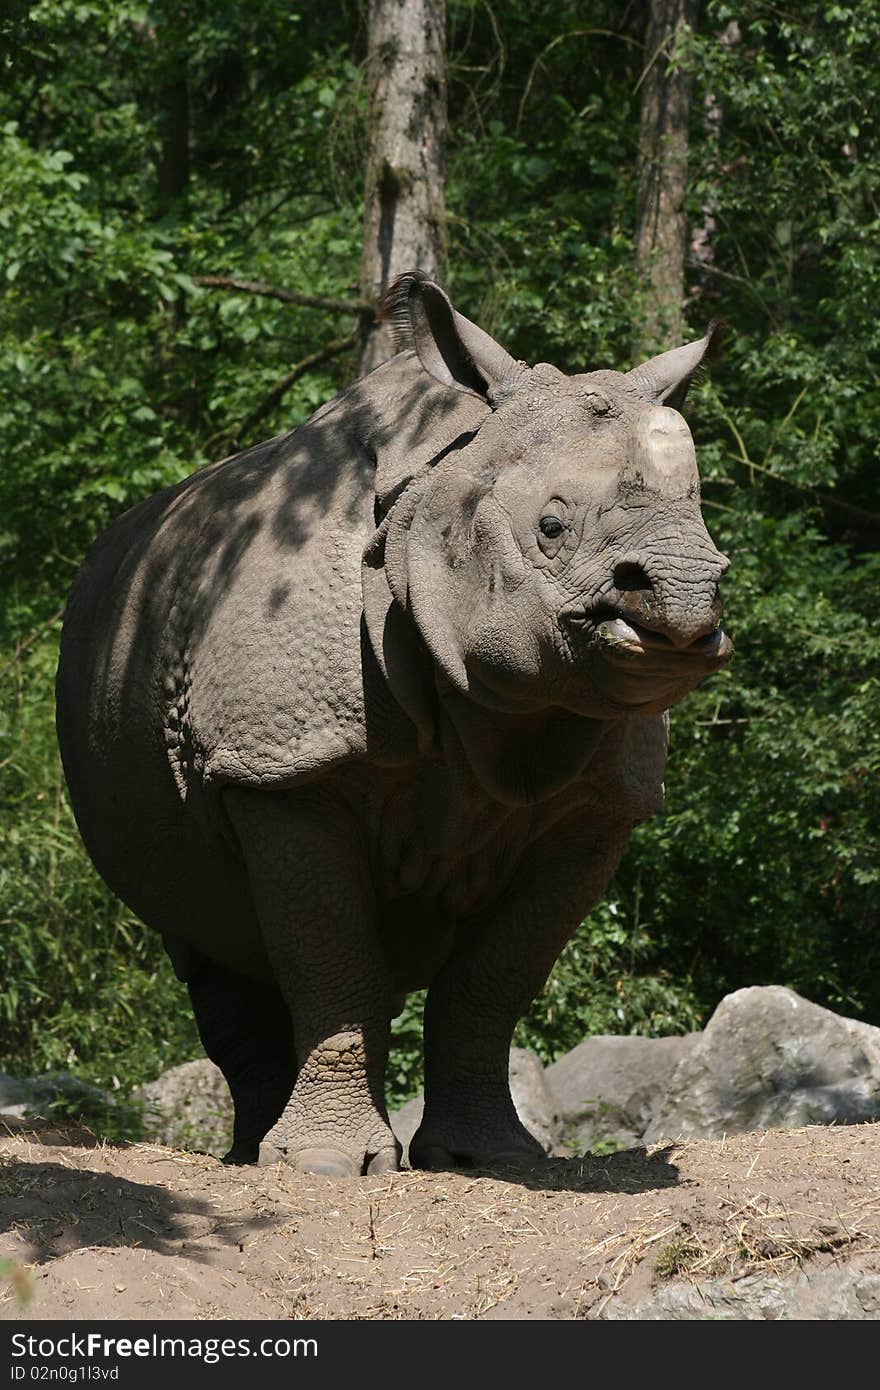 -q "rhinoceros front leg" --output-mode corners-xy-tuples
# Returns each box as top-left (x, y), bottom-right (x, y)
(409, 820), (634, 1171)
(224, 786), (399, 1177)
